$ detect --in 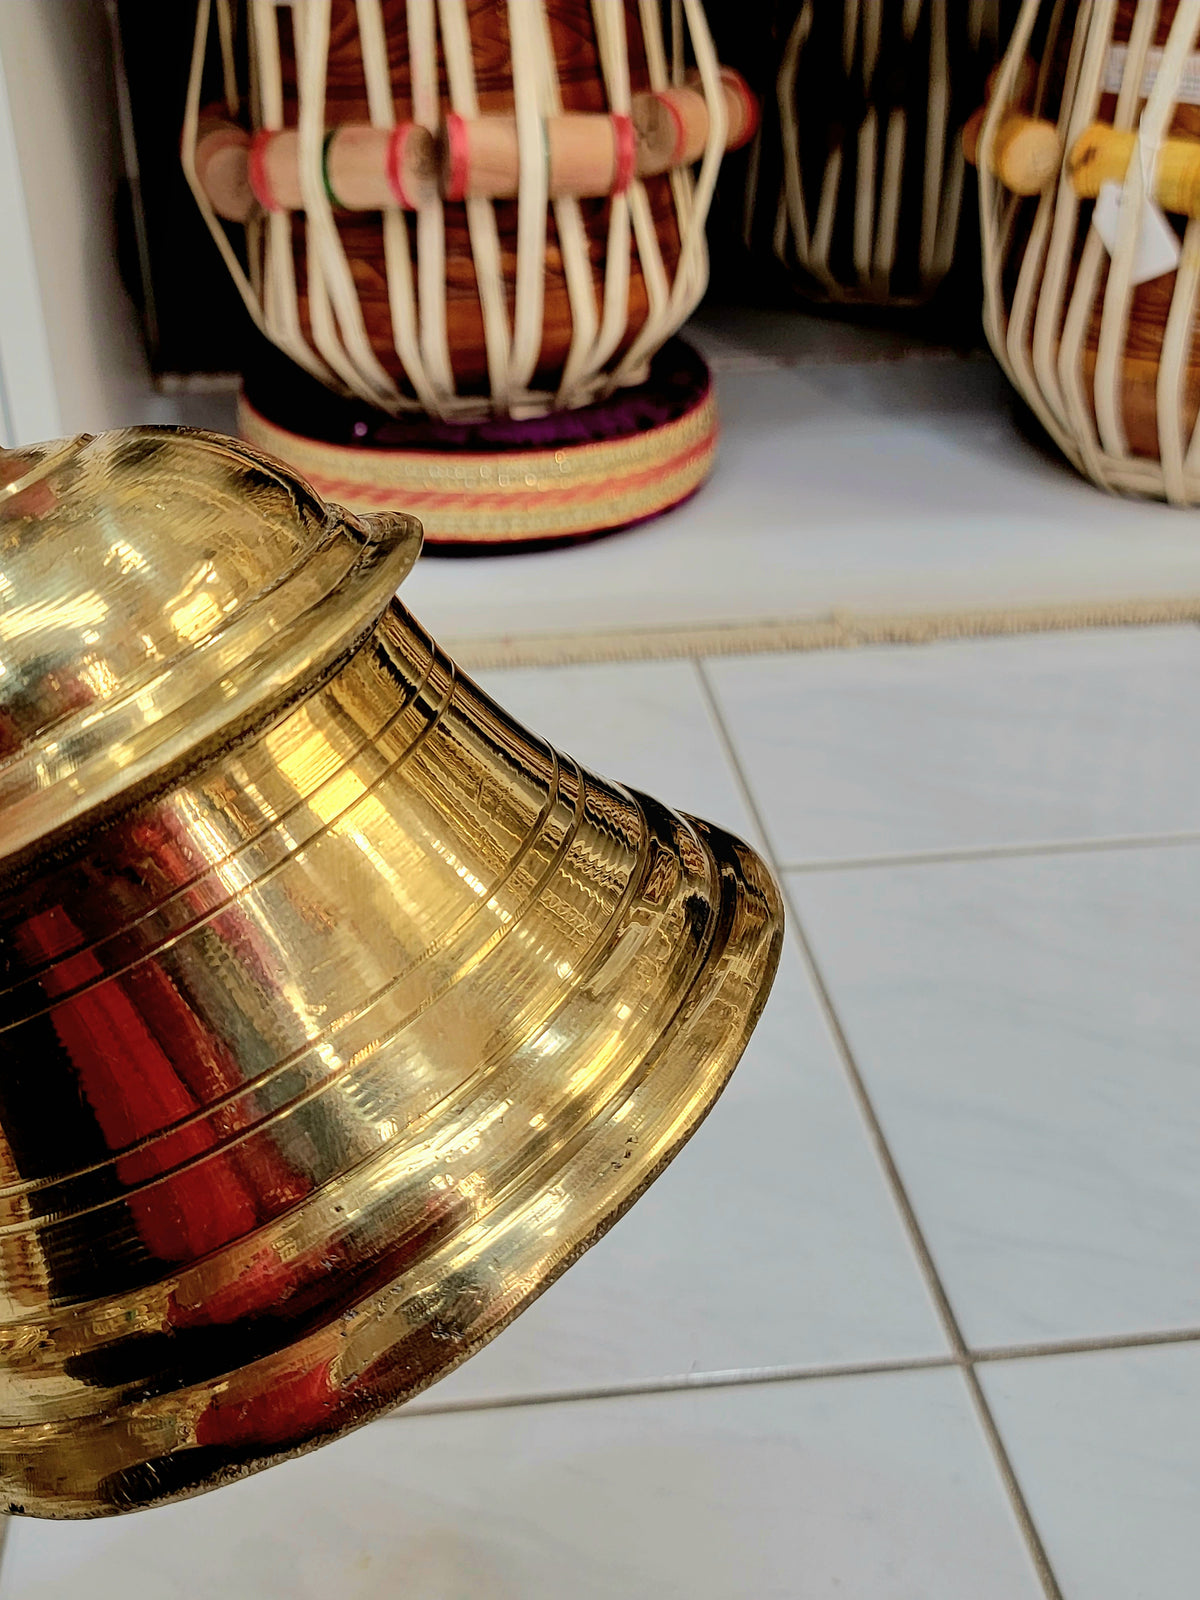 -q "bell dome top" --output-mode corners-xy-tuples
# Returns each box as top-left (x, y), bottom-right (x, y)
(0, 428), (420, 864)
